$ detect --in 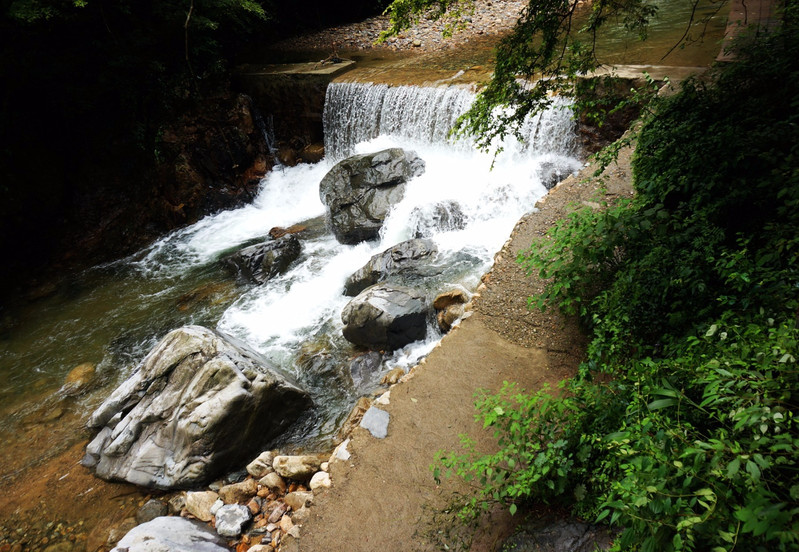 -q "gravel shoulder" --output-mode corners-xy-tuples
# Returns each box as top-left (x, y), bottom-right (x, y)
(294, 142), (636, 551)
(268, 1), (527, 55)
